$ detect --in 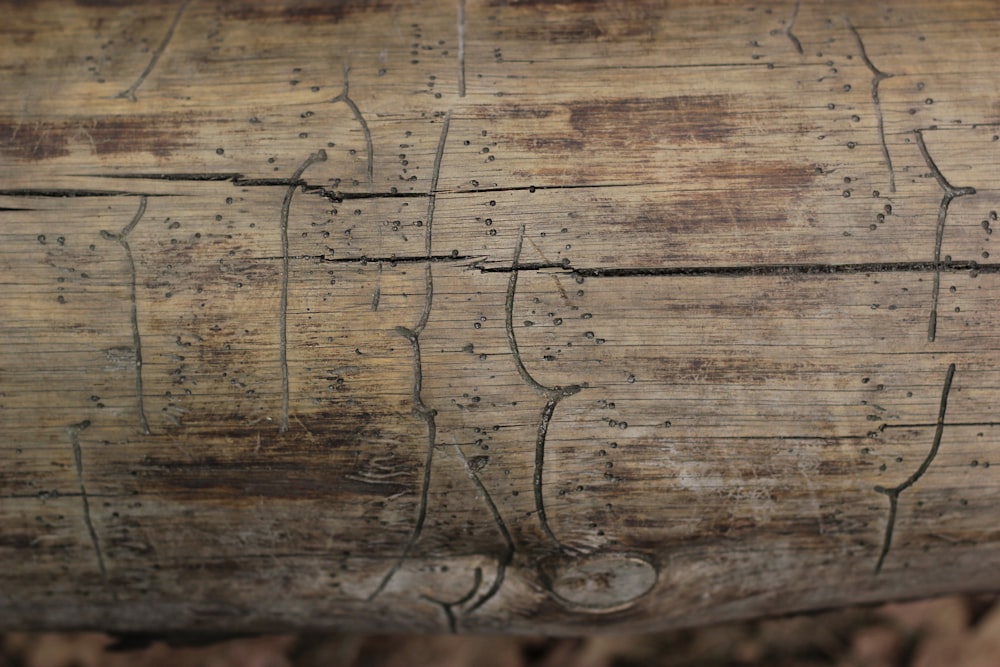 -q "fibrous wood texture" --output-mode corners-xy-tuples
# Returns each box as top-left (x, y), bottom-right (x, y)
(2, 0), (1000, 635)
